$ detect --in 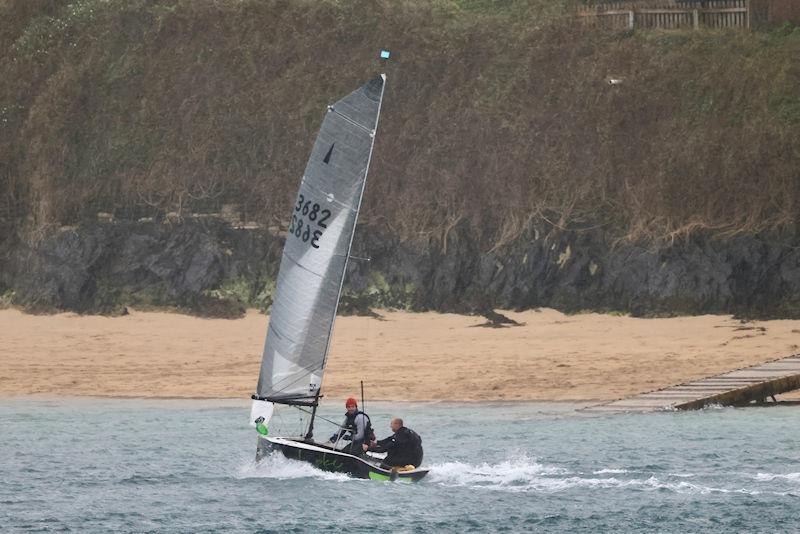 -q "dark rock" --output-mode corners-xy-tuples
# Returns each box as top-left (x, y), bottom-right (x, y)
(2, 219), (800, 318)
(4, 220), (279, 316)
(472, 310), (524, 328)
